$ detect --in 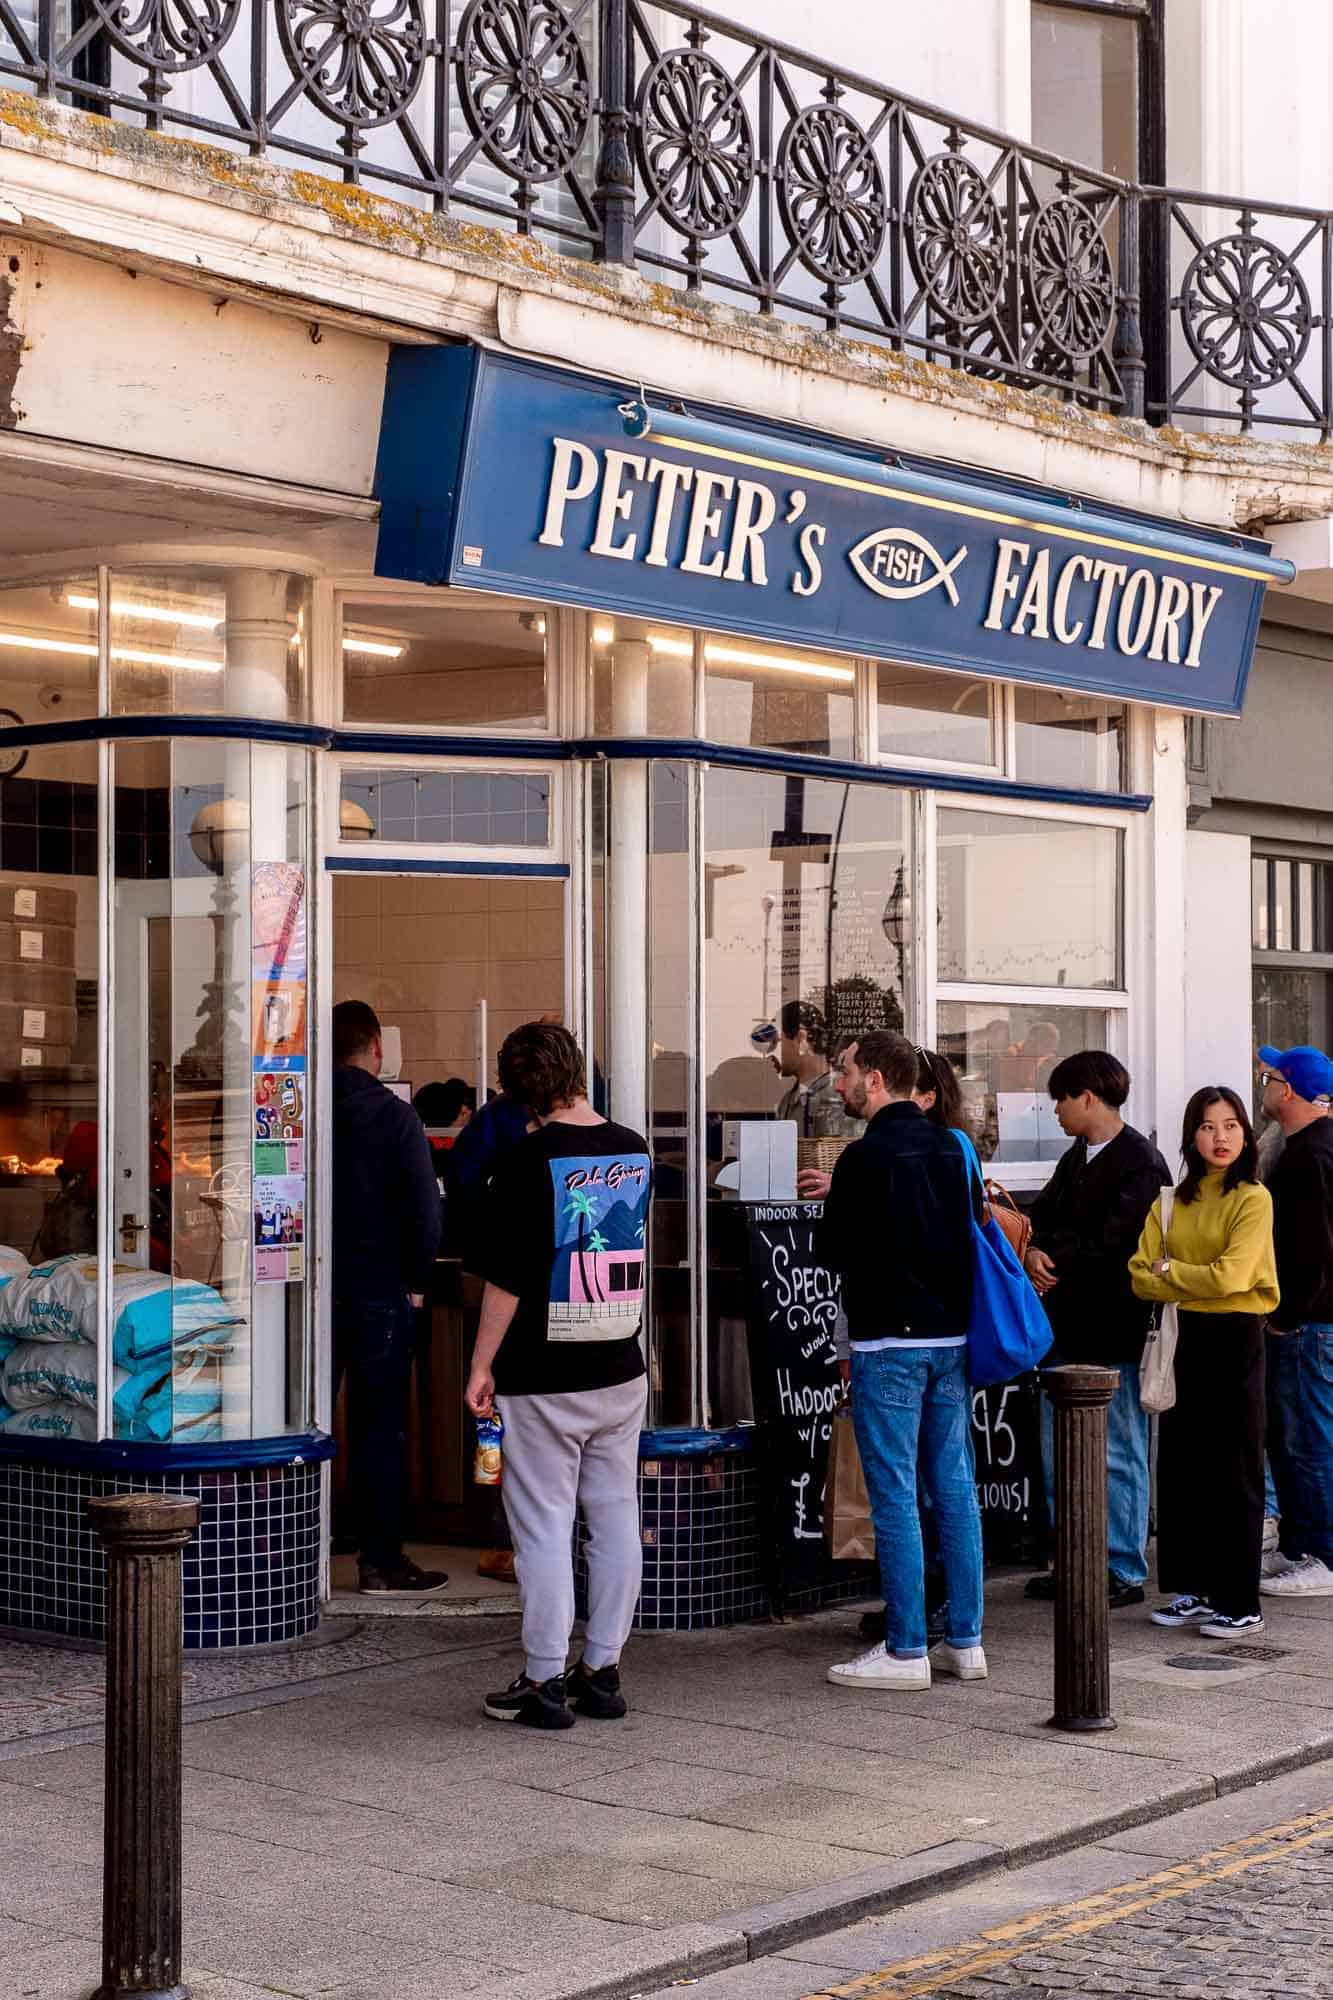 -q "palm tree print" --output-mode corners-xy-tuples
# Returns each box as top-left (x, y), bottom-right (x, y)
(564, 1187), (600, 1303)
